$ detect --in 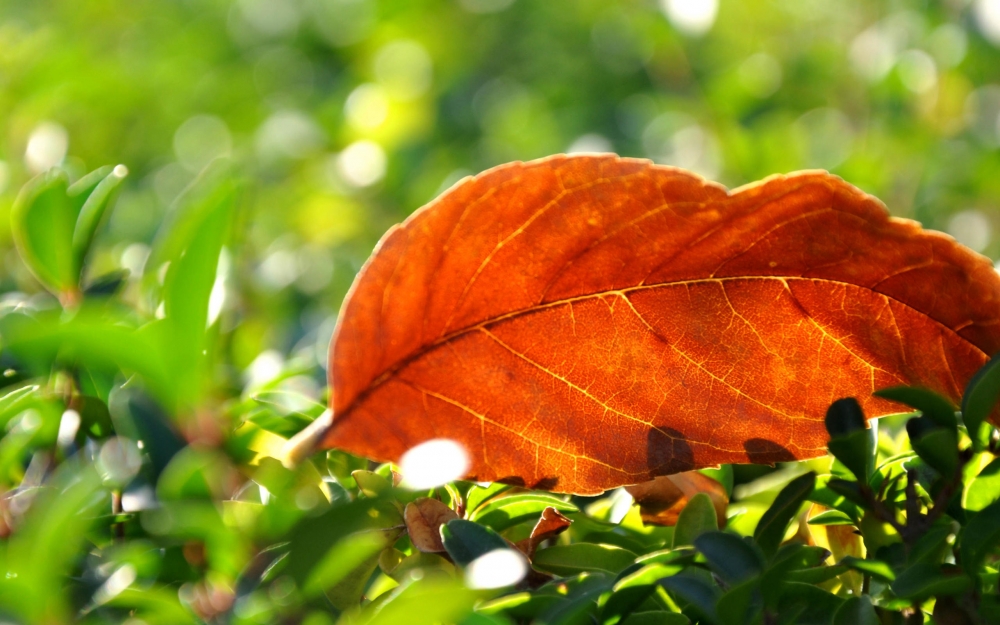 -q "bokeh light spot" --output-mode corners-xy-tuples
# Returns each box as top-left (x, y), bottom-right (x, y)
(399, 438), (470, 489)
(660, 0), (718, 36)
(465, 549), (528, 589)
(948, 209), (992, 253)
(25, 122), (68, 173)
